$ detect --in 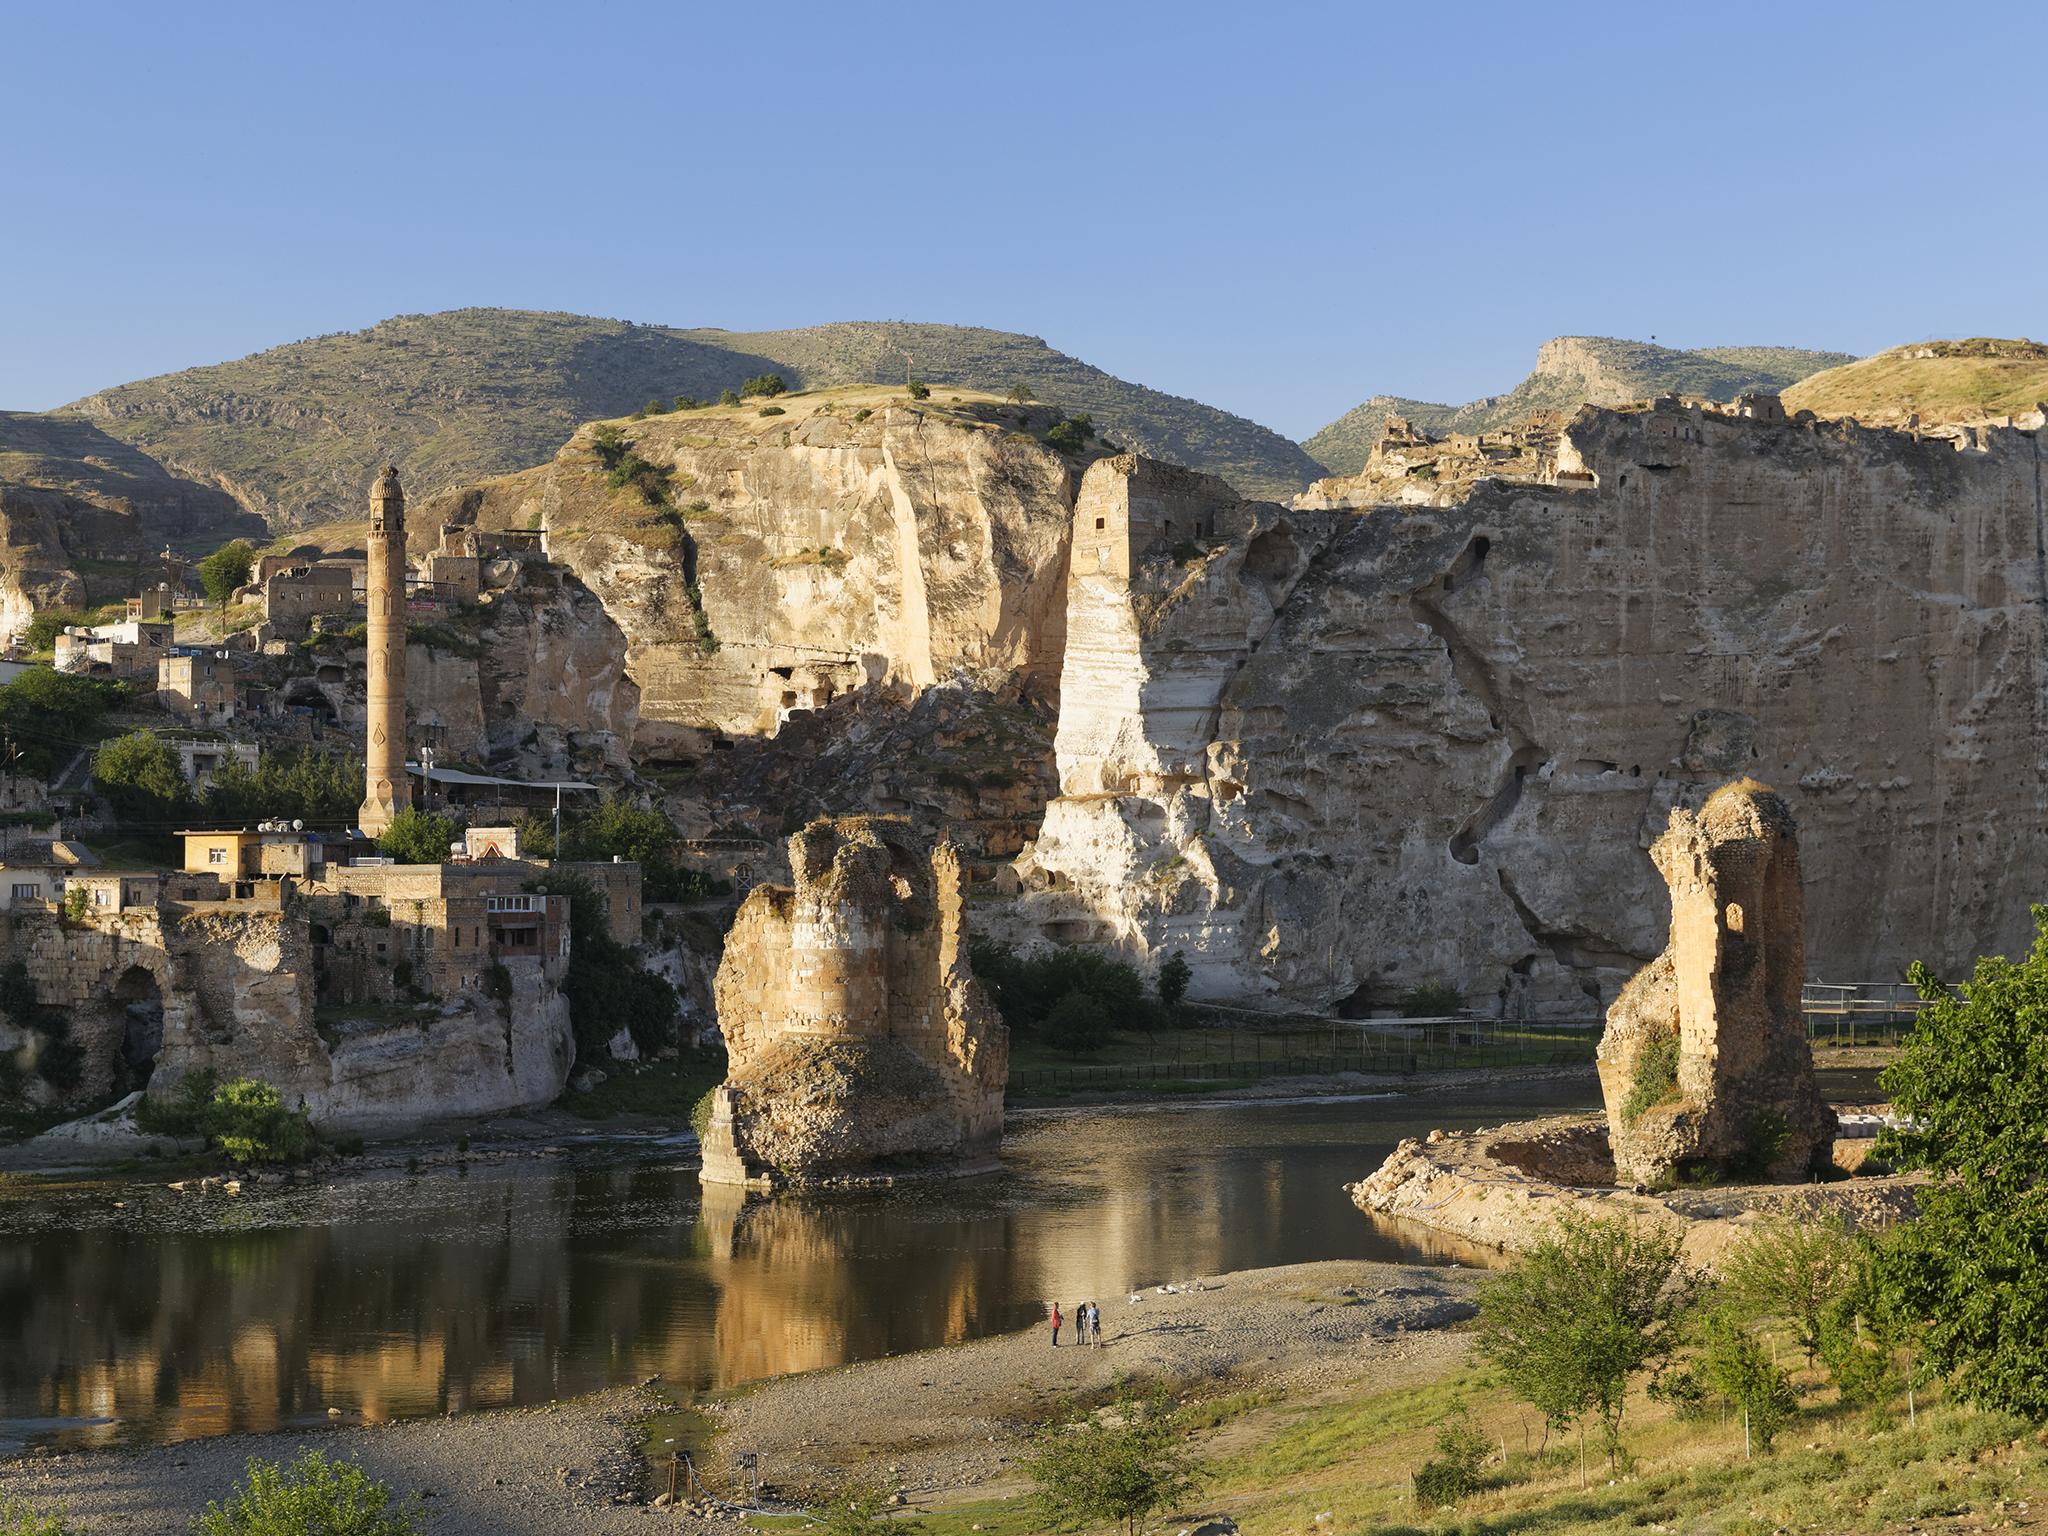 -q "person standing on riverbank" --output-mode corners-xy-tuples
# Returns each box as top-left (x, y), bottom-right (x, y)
(1089, 1301), (1103, 1347)
(1049, 1303), (1062, 1347)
